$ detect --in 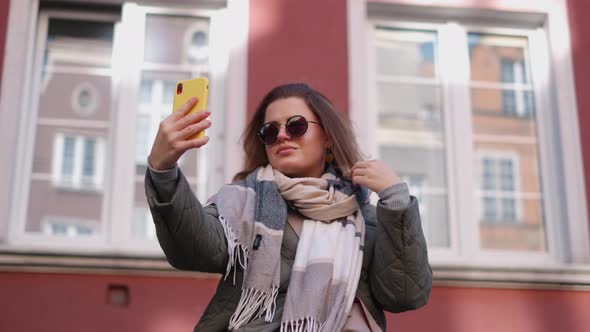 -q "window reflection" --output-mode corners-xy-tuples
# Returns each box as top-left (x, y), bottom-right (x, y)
(469, 32), (546, 251)
(132, 14), (210, 241)
(26, 16), (113, 237)
(374, 27), (449, 248)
